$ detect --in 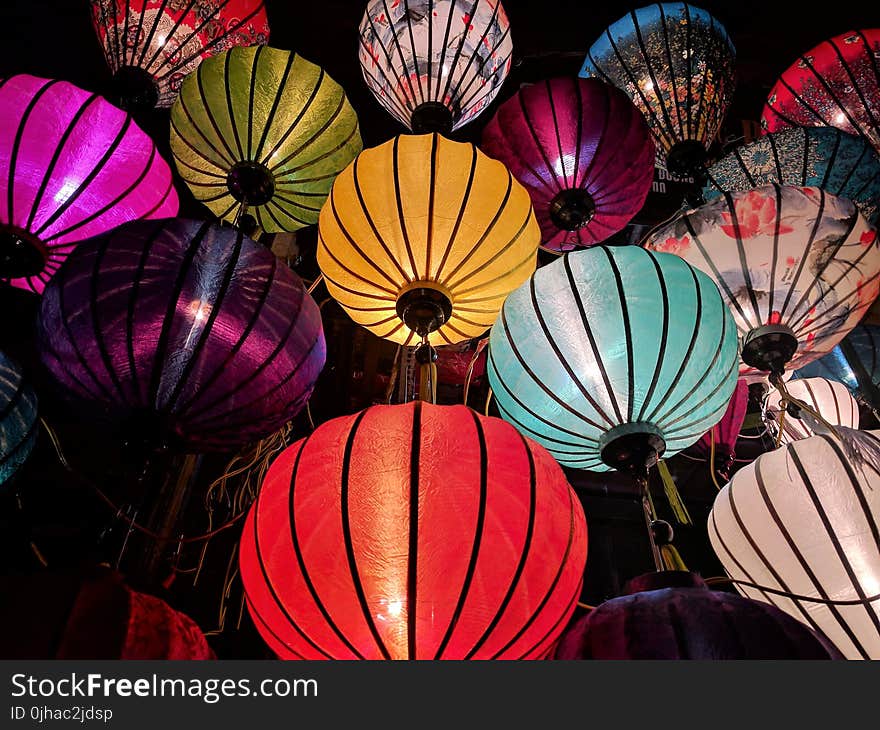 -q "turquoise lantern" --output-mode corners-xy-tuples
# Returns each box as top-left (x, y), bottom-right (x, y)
(0, 351), (38, 486)
(487, 245), (739, 473)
